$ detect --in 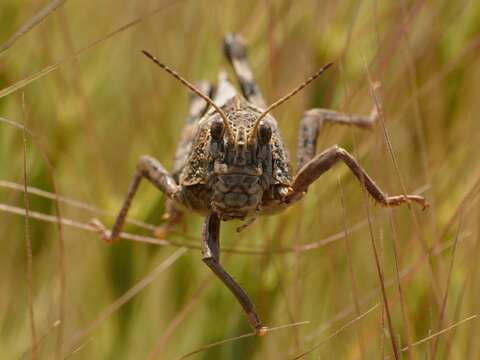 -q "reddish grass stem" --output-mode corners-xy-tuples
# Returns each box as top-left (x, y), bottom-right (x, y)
(364, 202), (400, 359)
(21, 93), (37, 360)
(431, 208), (464, 358)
